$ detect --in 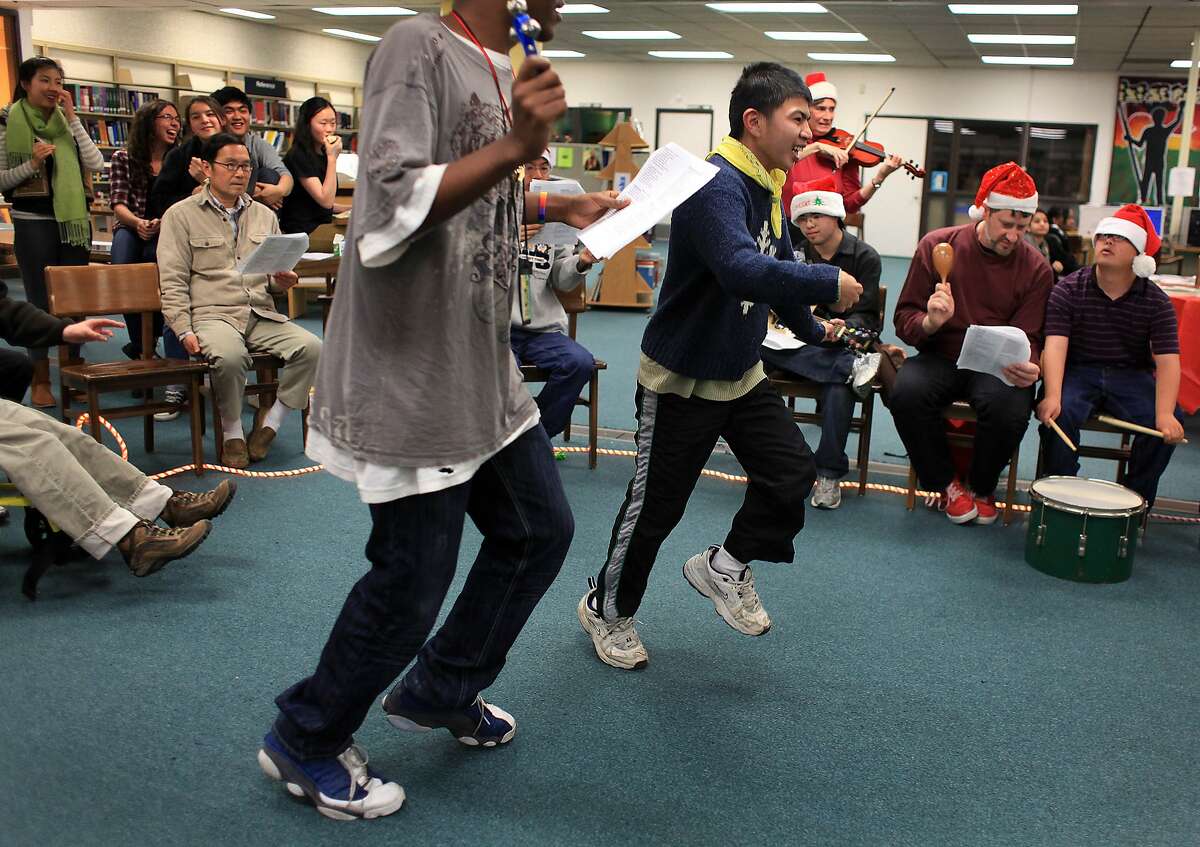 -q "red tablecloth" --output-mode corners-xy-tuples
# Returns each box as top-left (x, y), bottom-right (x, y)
(1168, 290), (1200, 415)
